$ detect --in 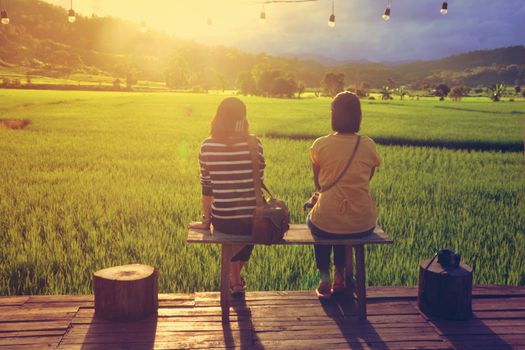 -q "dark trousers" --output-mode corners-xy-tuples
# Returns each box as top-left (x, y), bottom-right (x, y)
(307, 218), (374, 271)
(212, 218), (254, 262)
